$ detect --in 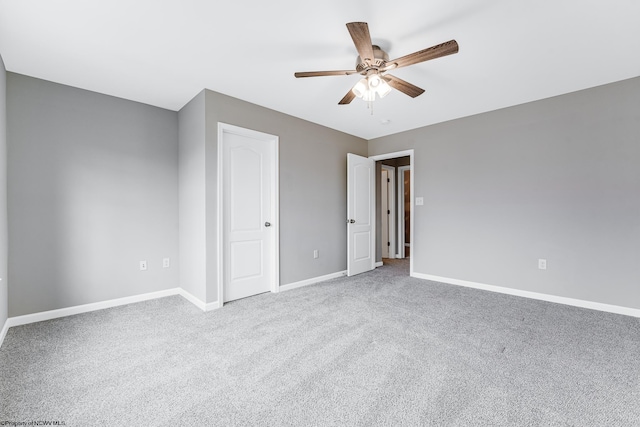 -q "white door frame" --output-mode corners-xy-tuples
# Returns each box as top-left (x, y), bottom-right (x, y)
(380, 164), (396, 259)
(217, 123), (280, 305)
(369, 150), (414, 276)
(397, 165), (411, 259)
